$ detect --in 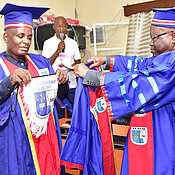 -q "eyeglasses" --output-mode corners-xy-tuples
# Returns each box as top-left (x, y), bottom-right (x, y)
(150, 31), (174, 42)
